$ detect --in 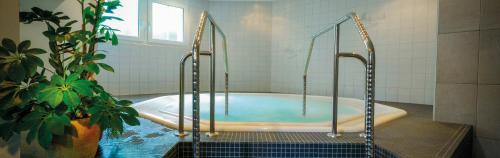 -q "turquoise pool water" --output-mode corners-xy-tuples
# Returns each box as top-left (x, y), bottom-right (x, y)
(171, 93), (360, 123)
